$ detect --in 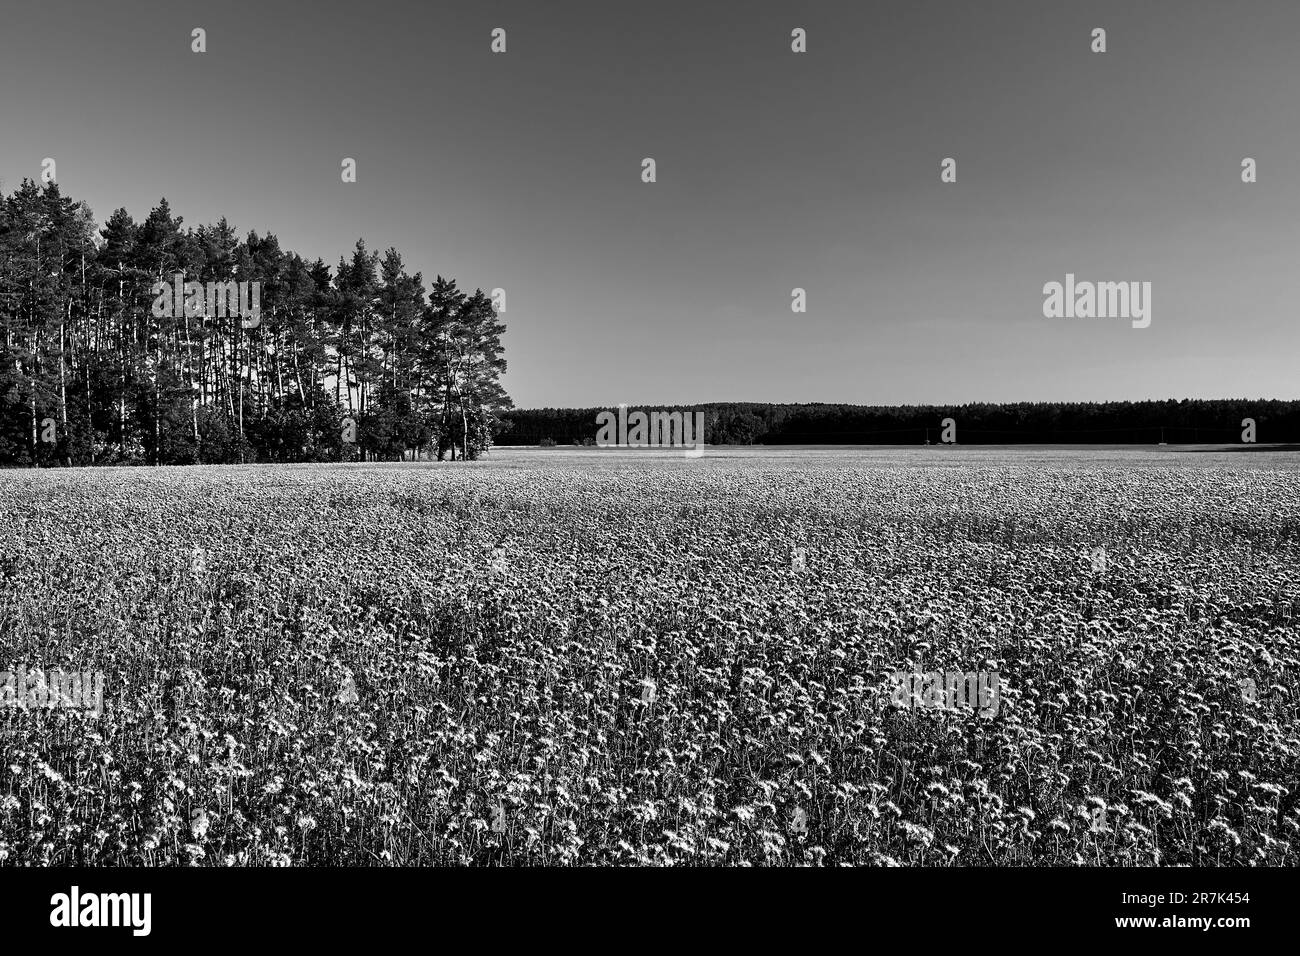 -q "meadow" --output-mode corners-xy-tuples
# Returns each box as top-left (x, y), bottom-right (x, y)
(1, 446), (1297, 866)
